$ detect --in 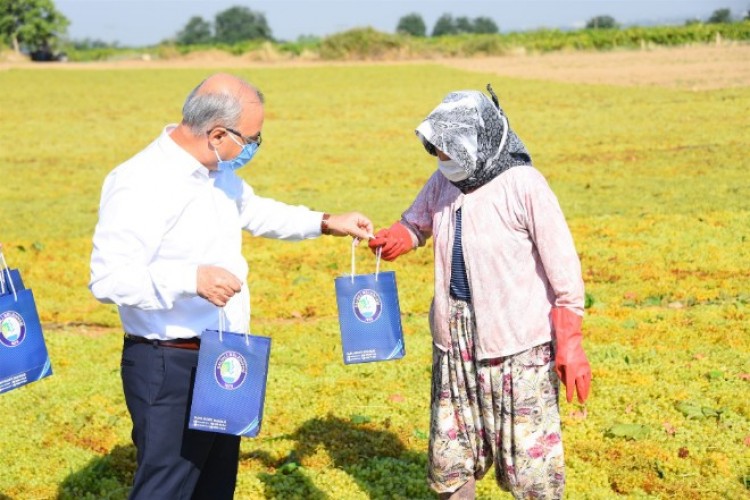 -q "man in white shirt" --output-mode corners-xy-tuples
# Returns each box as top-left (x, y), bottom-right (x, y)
(89, 73), (373, 499)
